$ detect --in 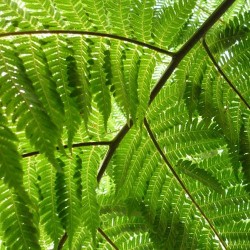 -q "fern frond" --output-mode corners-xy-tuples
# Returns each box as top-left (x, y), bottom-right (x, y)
(196, 182), (250, 248)
(110, 40), (130, 121)
(130, 0), (154, 42)
(120, 232), (153, 250)
(83, 0), (109, 32)
(240, 110), (250, 189)
(199, 61), (243, 145)
(0, 1), (39, 32)
(145, 175), (220, 249)
(100, 211), (149, 249)
(131, 150), (161, 200)
(155, 118), (225, 167)
(55, 156), (81, 246)
(39, 224), (54, 250)
(206, 11), (250, 54)
(14, 36), (65, 133)
(0, 0), (249, 249)
(66, 37), (92, 128)
(79, 147), (102, 241)
(117, 136), (153, 199)
(37, 156), (63, 247)
(173, 44), (208, 117)
(106, 0), (131, 37)
(71, 224), (91, 250)
(22, 156), (40, 205)
(153, 0), (197, 49)
(113, 128), (142, 198)
(123, 45), (142, 122)
(17, 0), (66, 29)
(101, 213), (146, 237)
(143, 159), (168, 225)
(136, 51), (157, 124)
(176, 160), (224, 193)
(0, 40), (59, 167)
(0, 113), (23, 190)
(222, 221), (250, 249)
(0, 181), (40, 249)
(53, 0), (92, 30)
(219, 38), (250, 103)
(89, 38), (111, 130)
(42, 35), (82, 149)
